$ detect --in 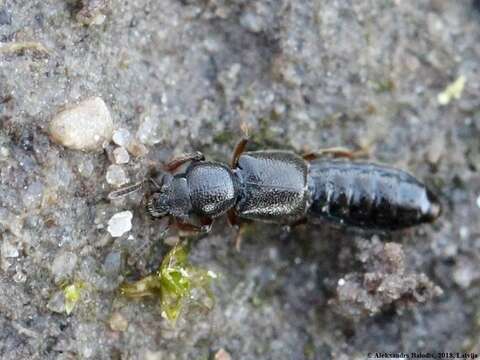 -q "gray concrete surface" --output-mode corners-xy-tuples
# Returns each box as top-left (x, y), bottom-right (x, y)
(1, 0), (480, 359)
